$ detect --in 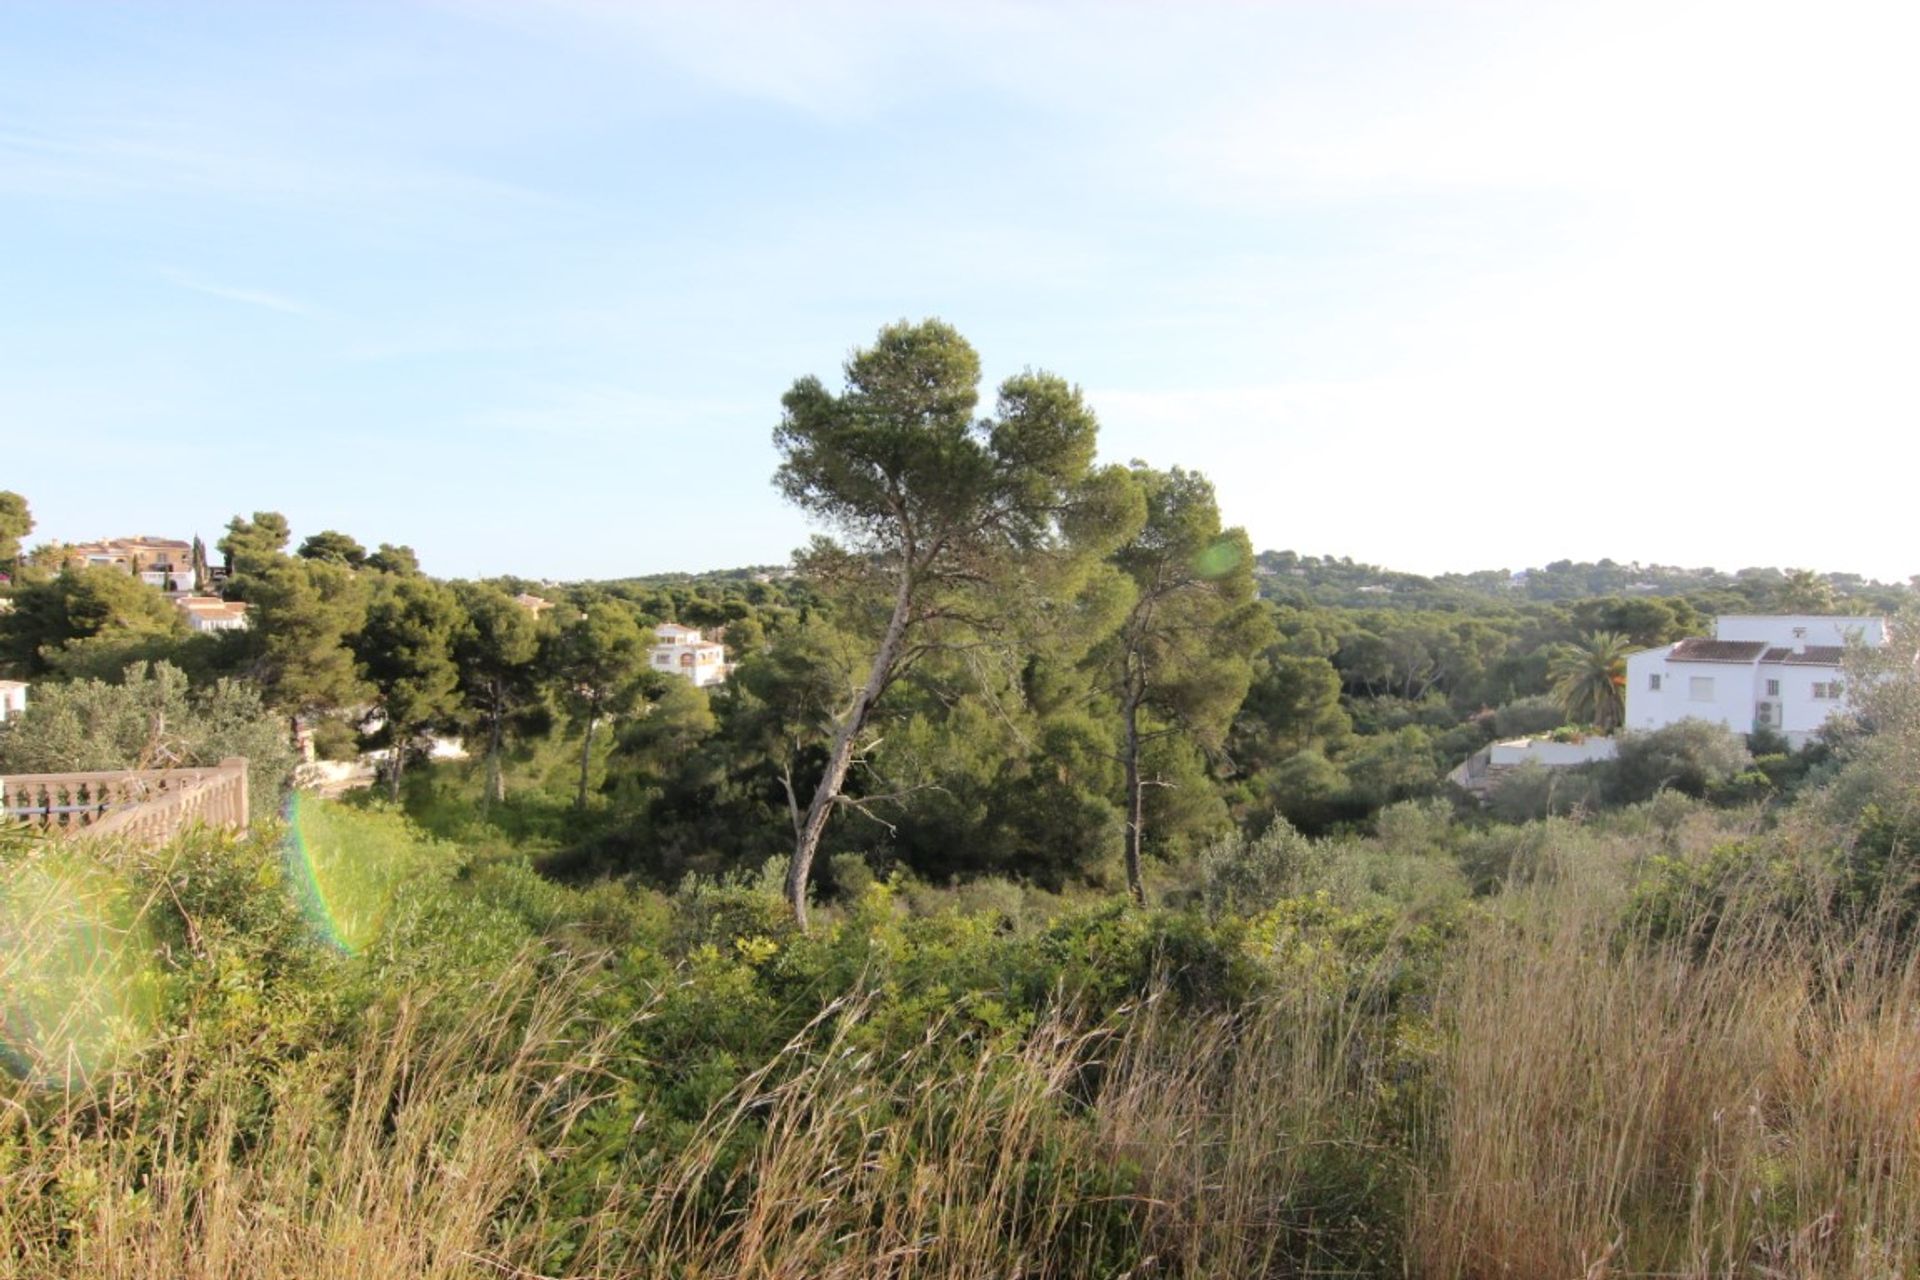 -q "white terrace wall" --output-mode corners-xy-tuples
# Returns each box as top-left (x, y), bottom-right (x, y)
(1714, 615), (1886, 648)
